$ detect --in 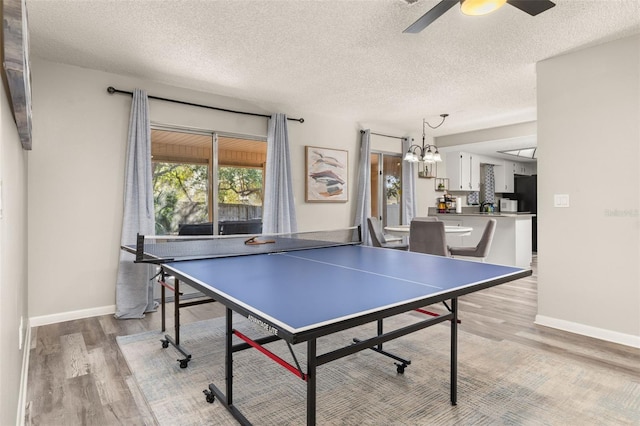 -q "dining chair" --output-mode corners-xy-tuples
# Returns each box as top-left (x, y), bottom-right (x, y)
(409, 220), (448, 256)
(449, 219), (496, 261)
(367, 217), (409, 250)
(412, 216), (438, 222)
